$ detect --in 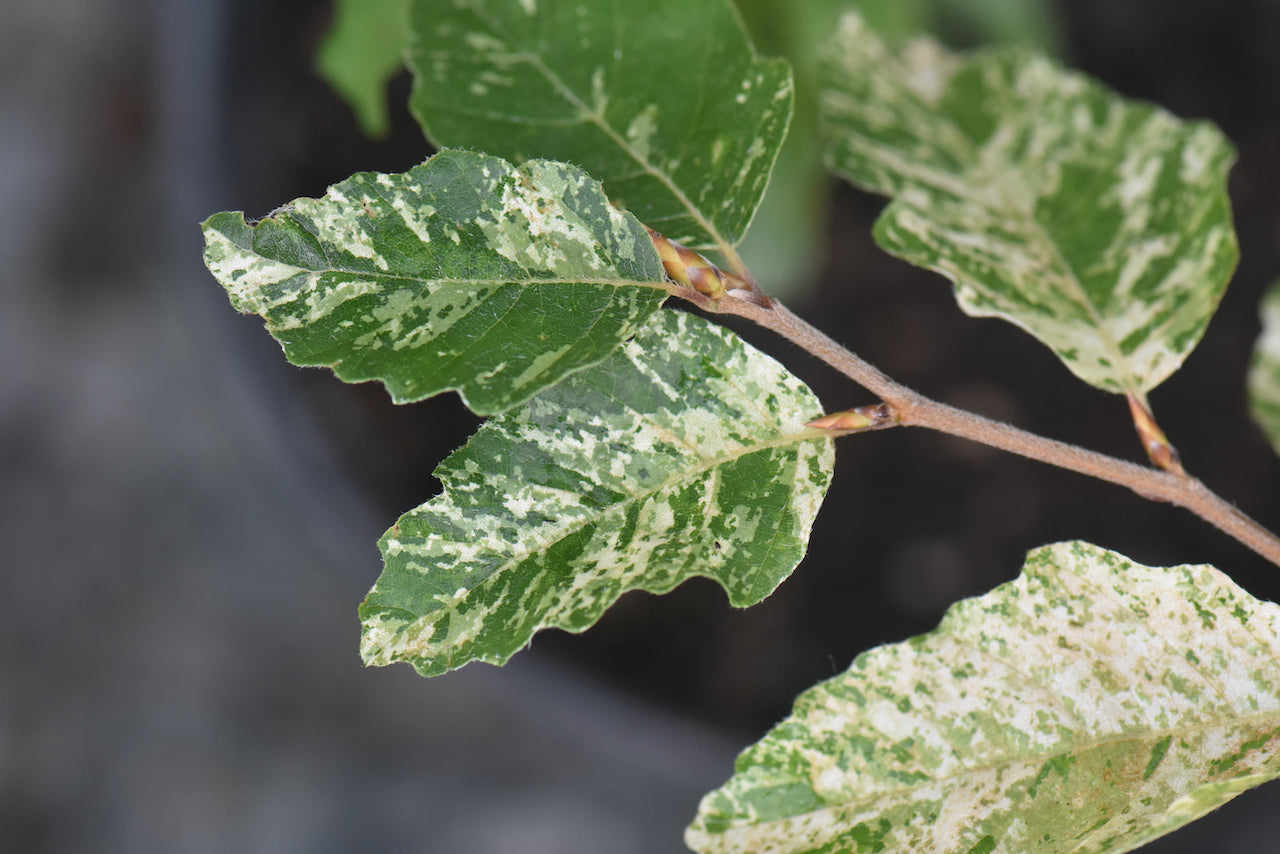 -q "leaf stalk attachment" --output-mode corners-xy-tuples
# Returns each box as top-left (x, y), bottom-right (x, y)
(1127, 391), (1186, 475)
(808, 403), (899, 433)
(647, 227), (773, 308)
